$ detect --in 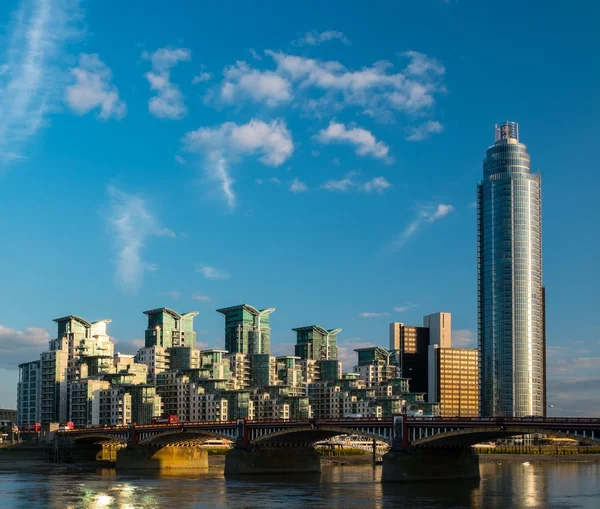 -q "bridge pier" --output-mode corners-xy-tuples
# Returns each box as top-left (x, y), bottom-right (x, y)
(116, 445), (208, 470)
(225, 446), (321, 475)
(381, 447), (480, 483)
